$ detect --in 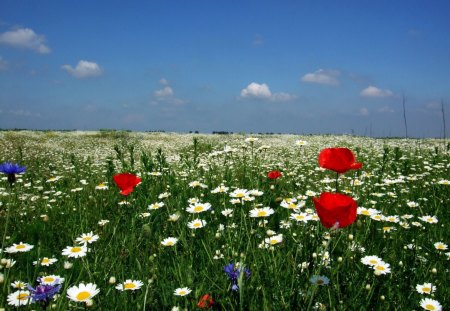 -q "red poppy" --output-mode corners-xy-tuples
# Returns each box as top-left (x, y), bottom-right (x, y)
(113, 173), (141, 196)
(313, 192), (357, 229)
(318, 148), (362, 174)
(197, 294), (214, 309)
(267, 170), (282, 179)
